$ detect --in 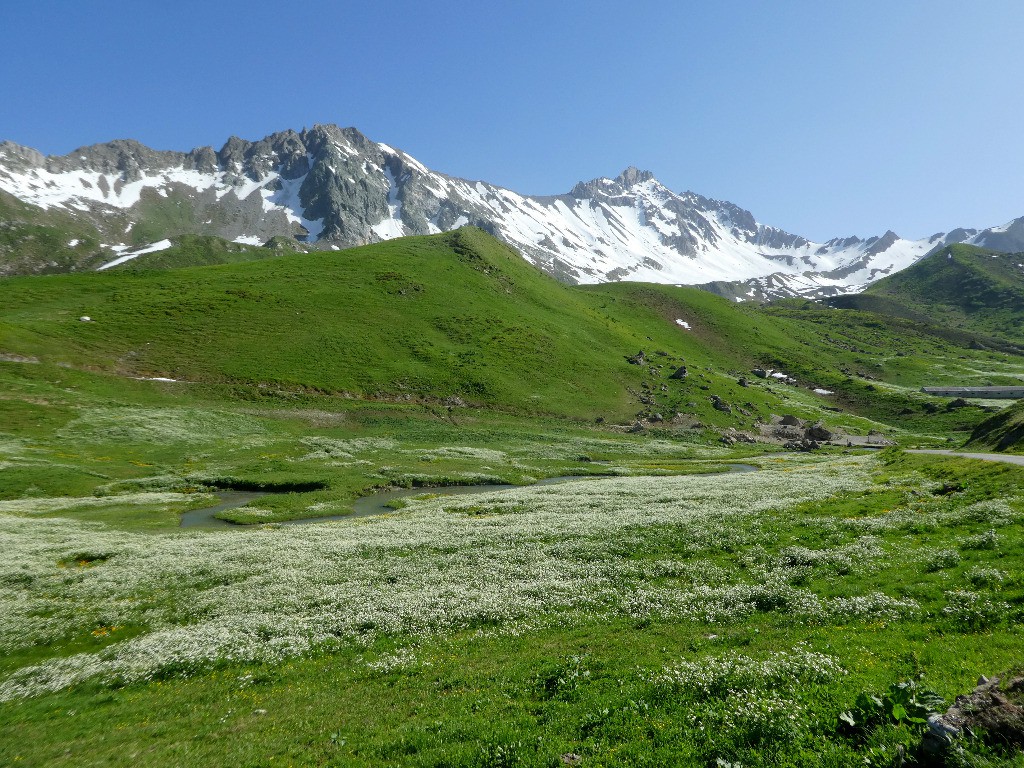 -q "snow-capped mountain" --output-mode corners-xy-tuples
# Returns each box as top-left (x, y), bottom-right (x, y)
(1, 124), (1021, 297)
